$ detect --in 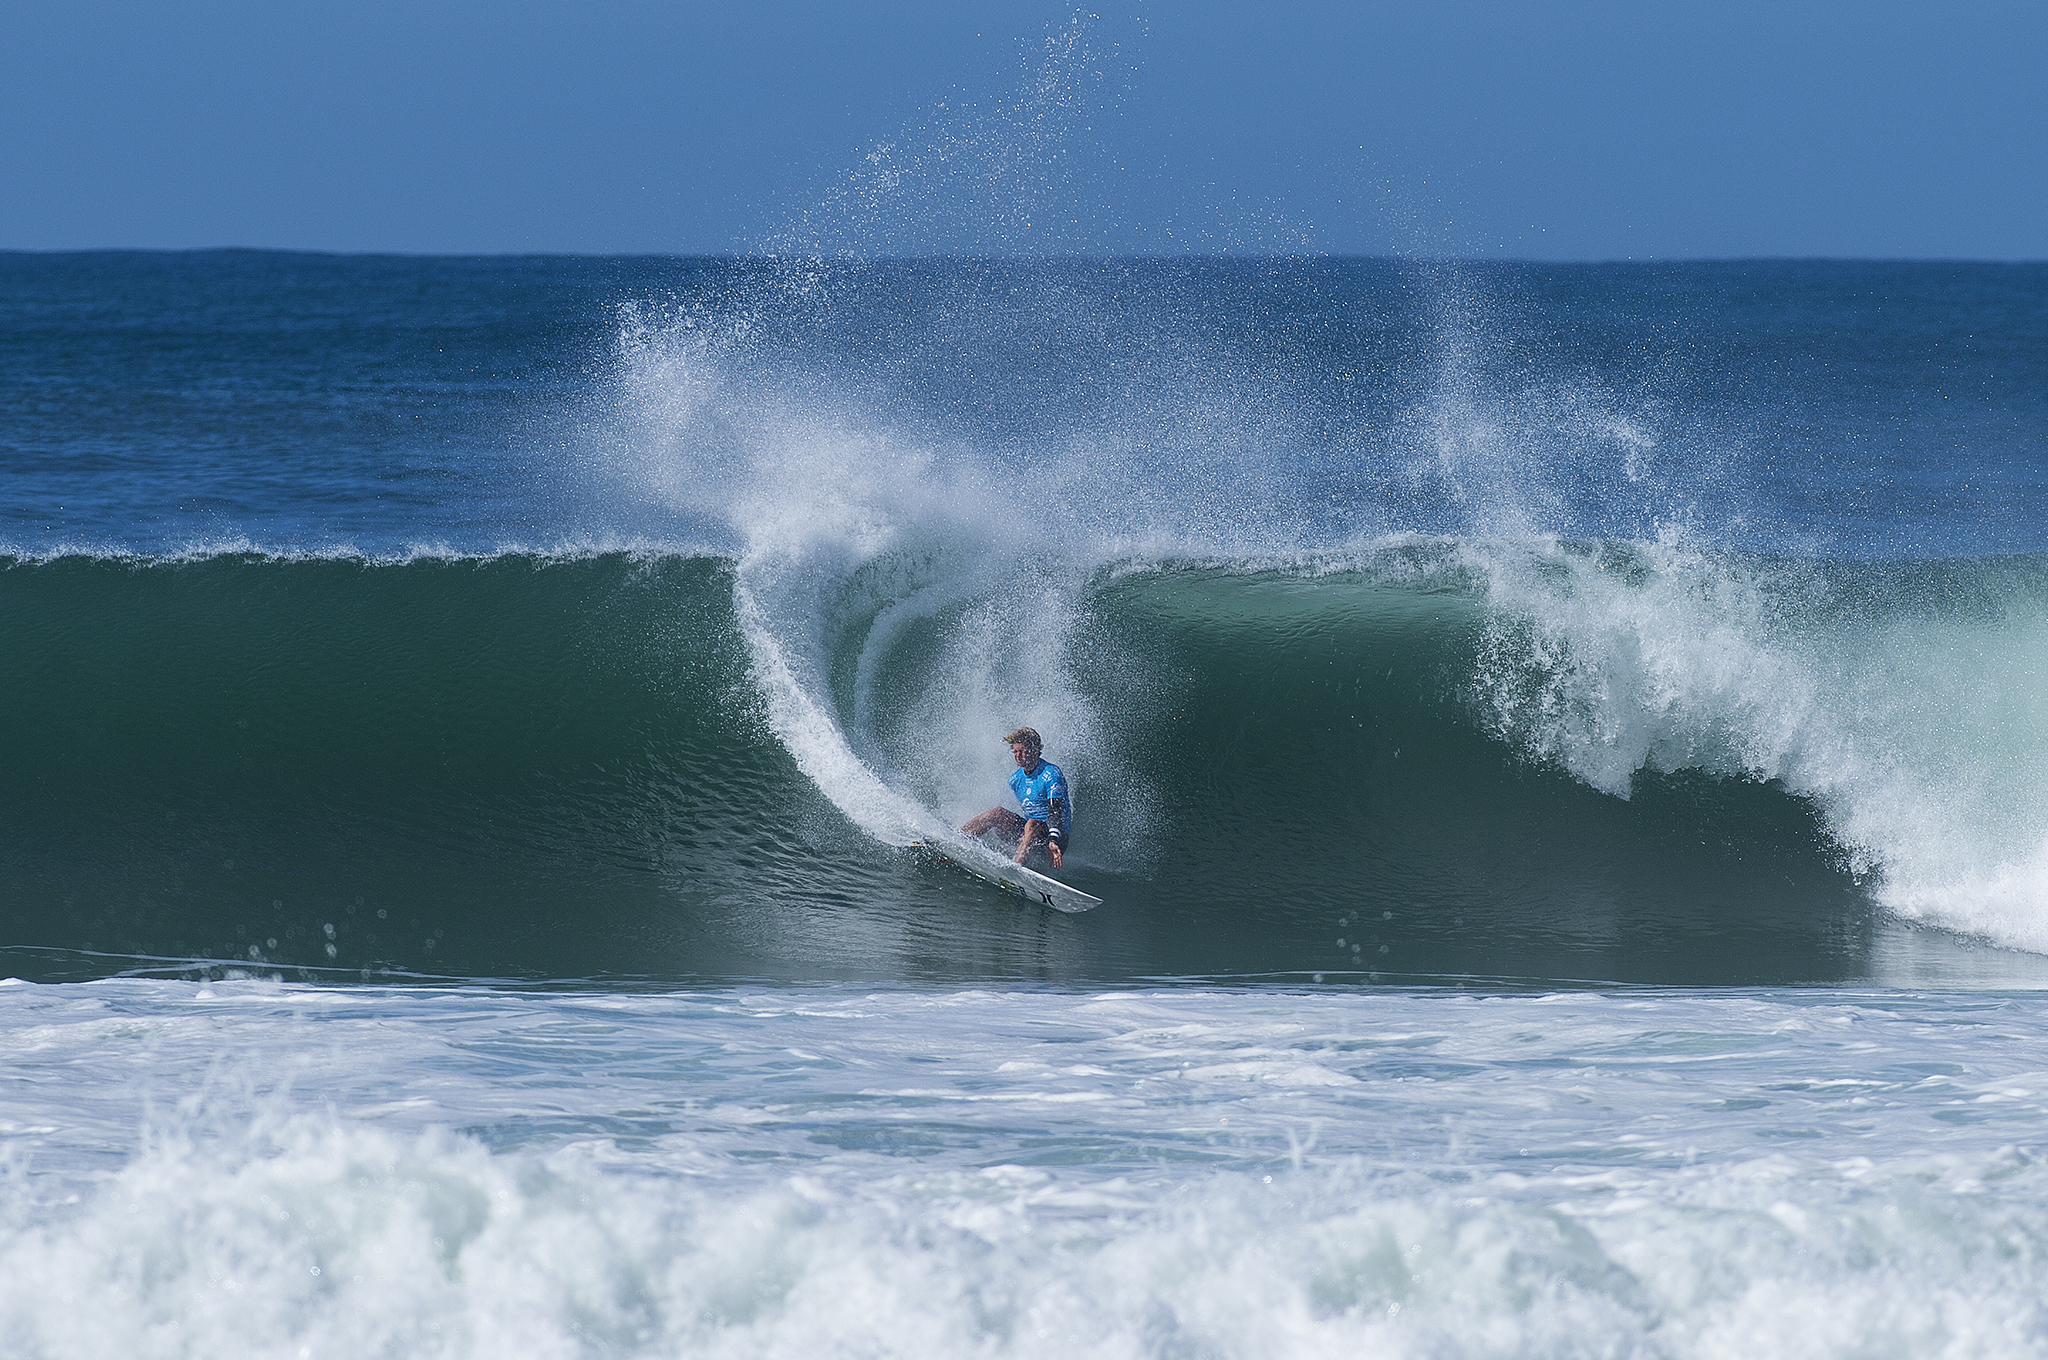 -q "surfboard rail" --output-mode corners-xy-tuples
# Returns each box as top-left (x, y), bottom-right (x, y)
(908, 839), (1103, 913)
